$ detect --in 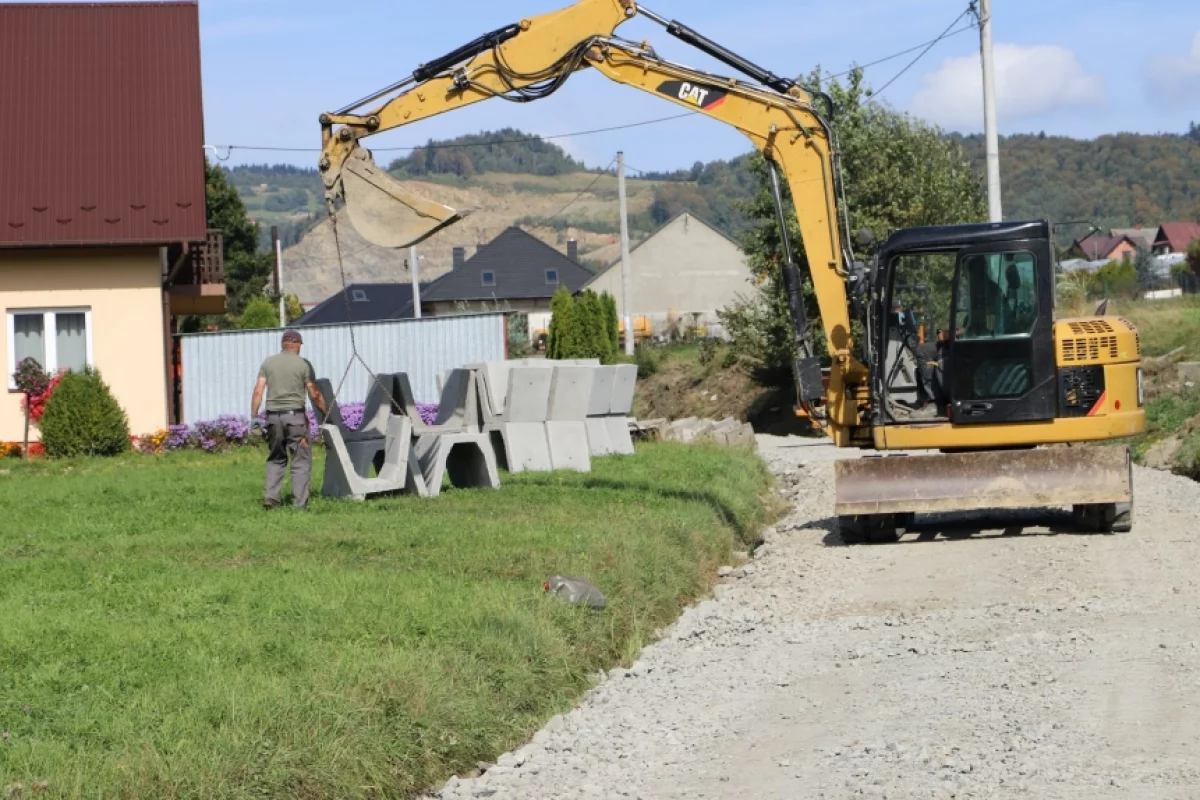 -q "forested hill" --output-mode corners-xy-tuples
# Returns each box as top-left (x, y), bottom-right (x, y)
(953, 129), (1200, 234)
(223, 125), (1200, 255)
